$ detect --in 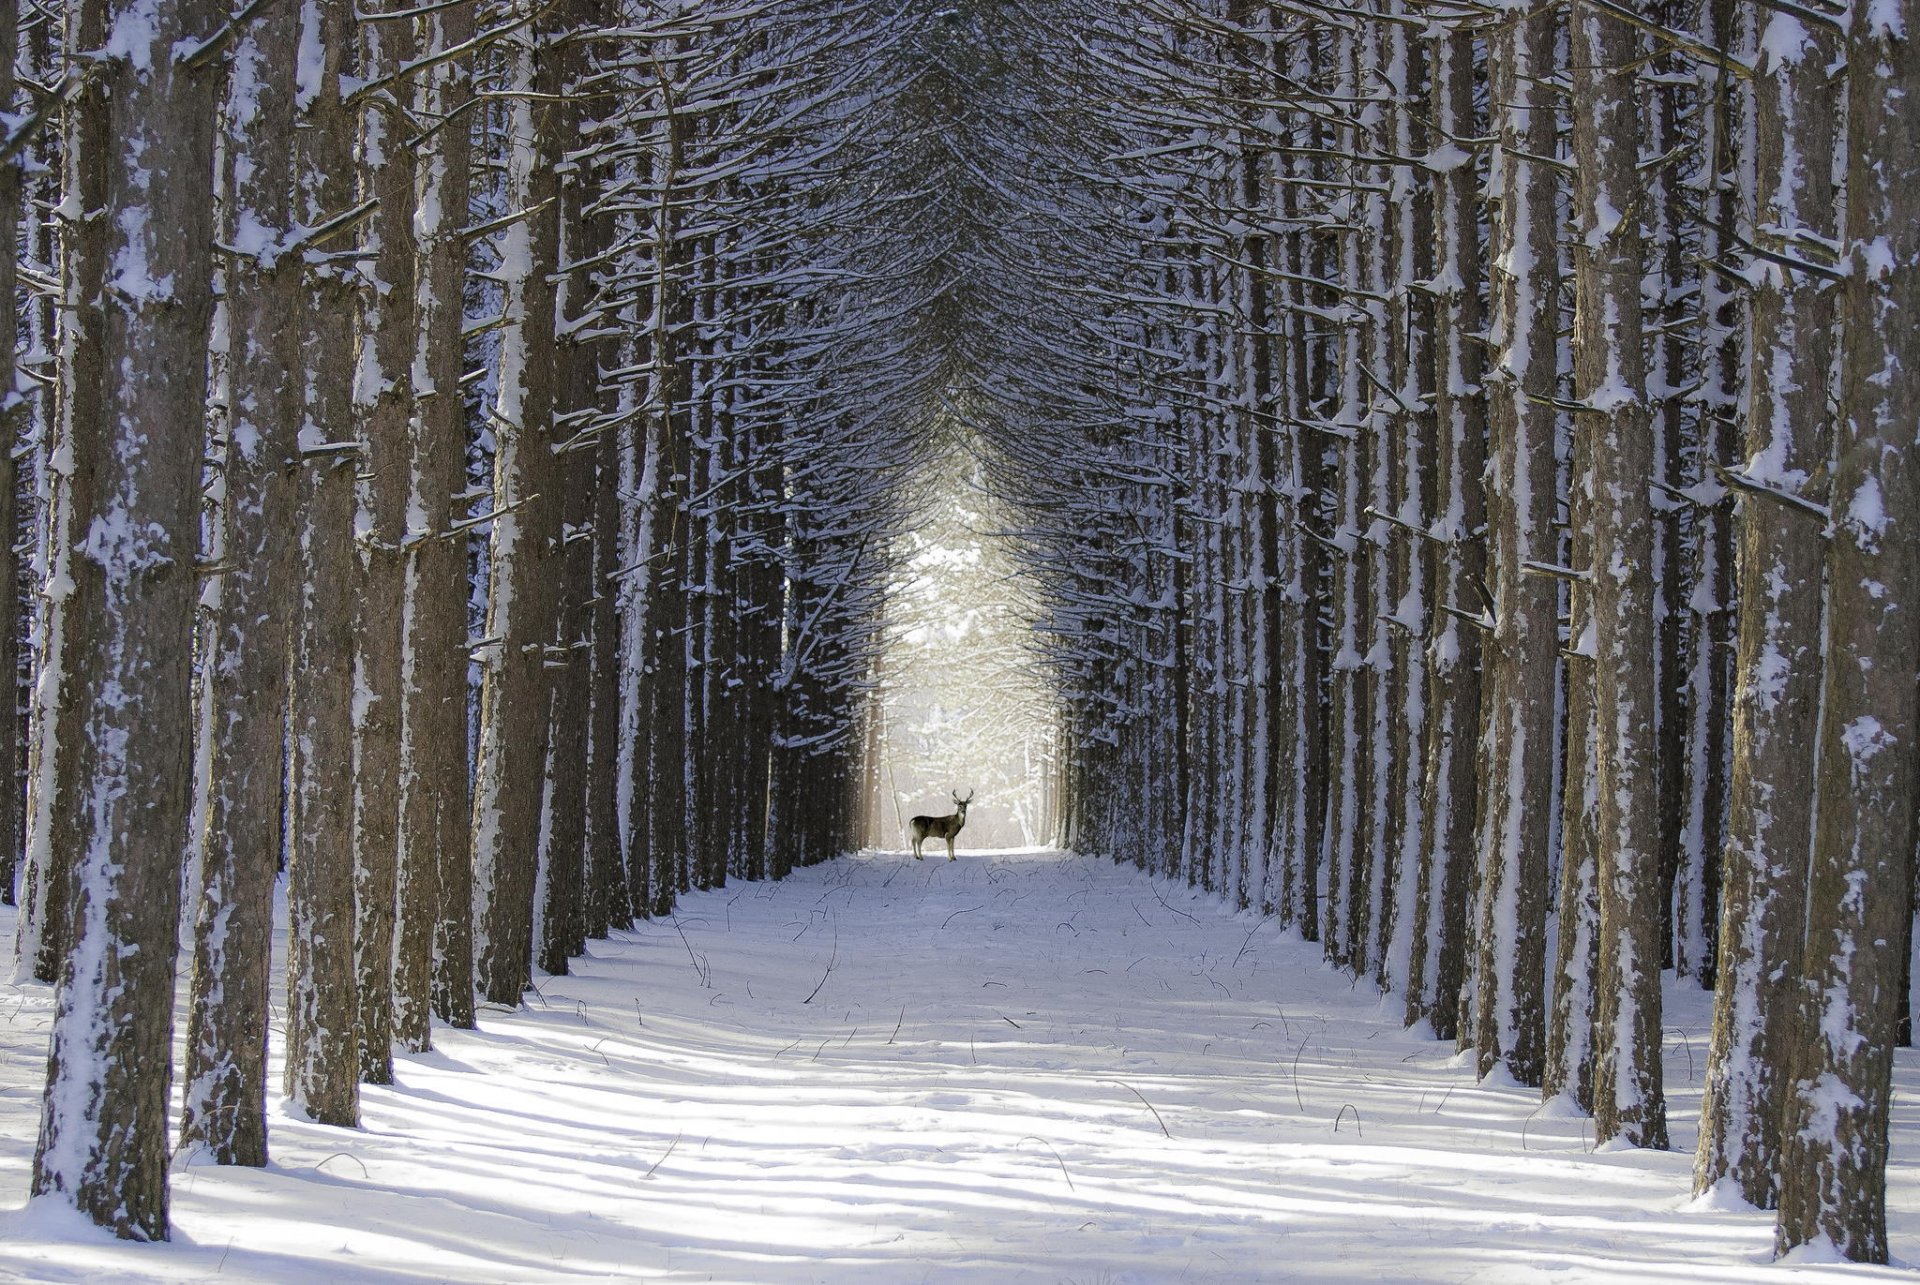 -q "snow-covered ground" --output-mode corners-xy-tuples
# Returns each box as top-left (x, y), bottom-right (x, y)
(0, 848), (1915, 1282)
